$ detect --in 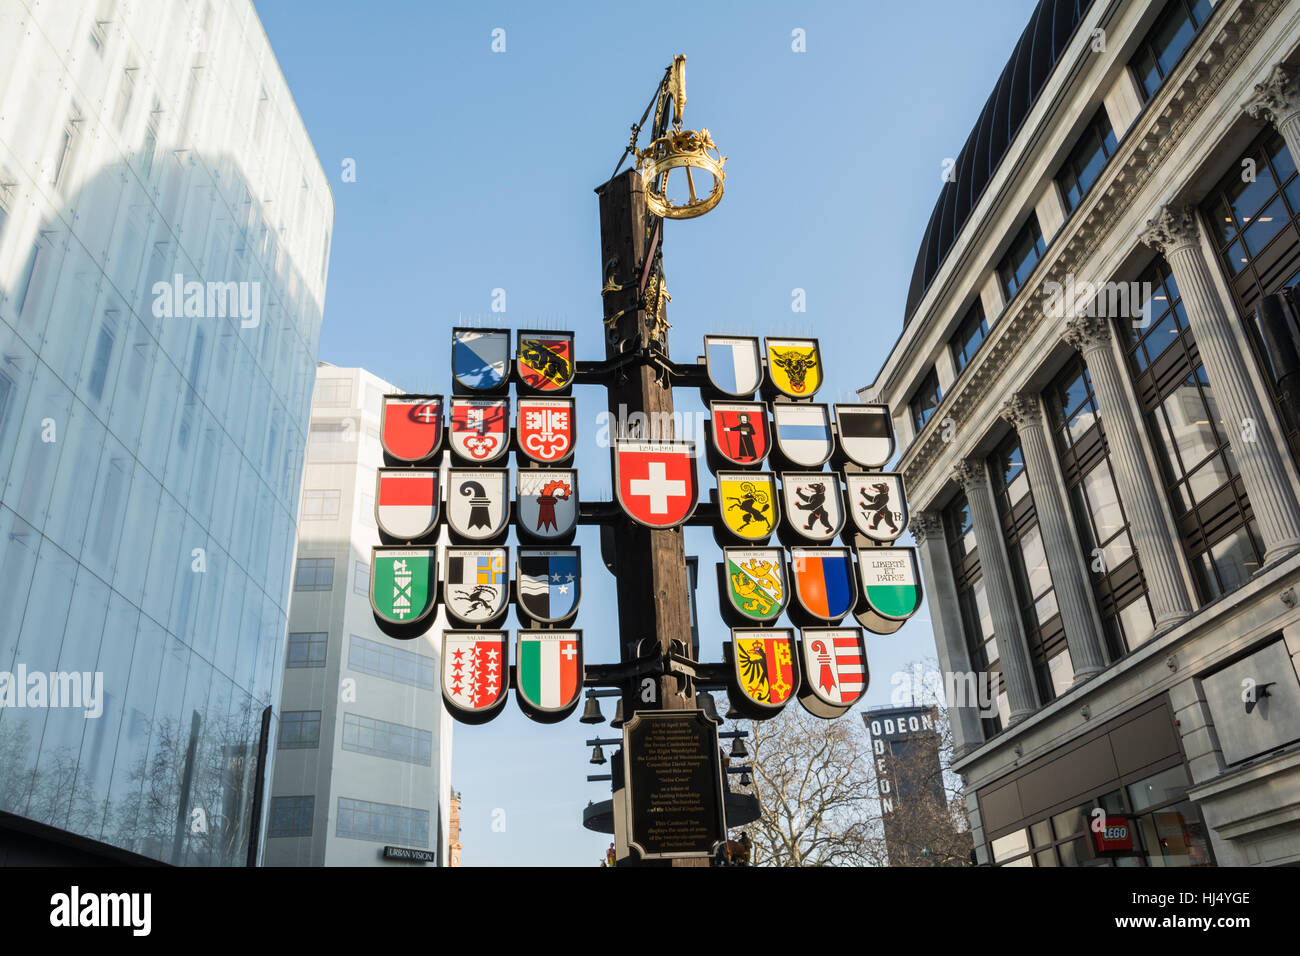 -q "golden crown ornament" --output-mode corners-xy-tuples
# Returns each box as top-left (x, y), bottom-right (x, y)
(635, 56), (726, 219)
